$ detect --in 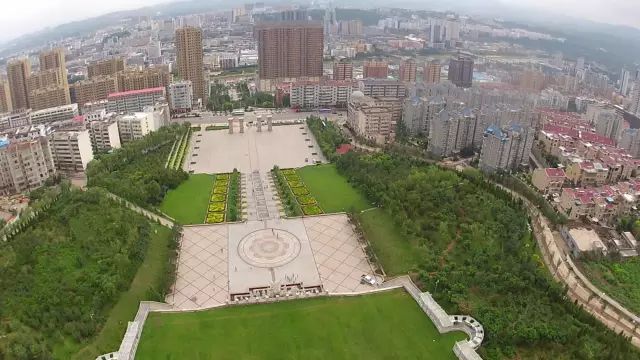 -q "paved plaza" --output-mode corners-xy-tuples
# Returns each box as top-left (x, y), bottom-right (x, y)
(168, 214), (376, 310)
(185, 122), (326, 174)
